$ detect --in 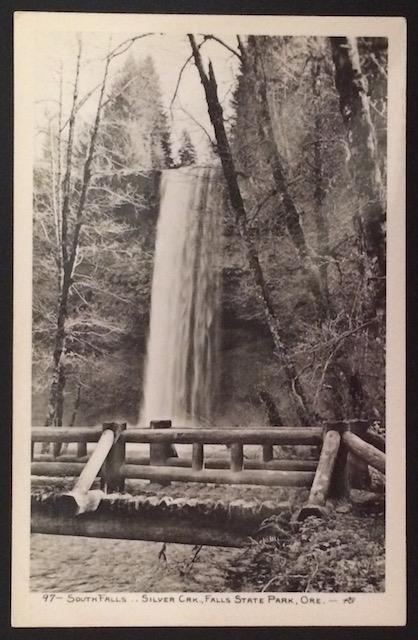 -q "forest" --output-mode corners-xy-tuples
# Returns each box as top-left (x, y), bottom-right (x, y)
(33, 34), (387, 433)
(31, 32), (387, 593)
